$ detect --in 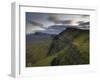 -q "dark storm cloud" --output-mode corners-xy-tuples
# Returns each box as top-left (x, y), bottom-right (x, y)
(26, 12), (90, 34)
